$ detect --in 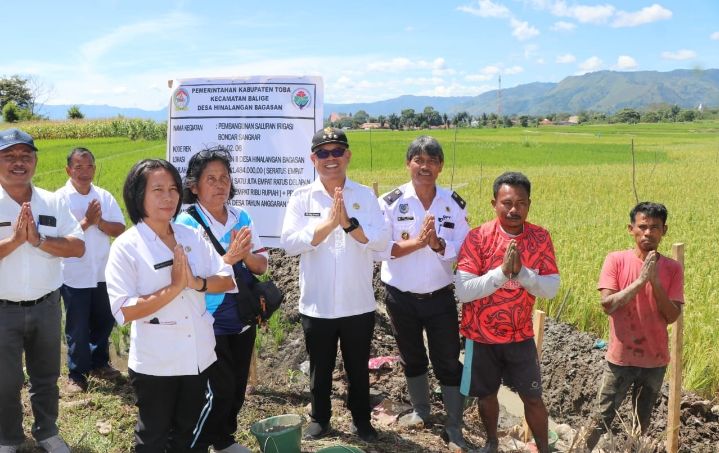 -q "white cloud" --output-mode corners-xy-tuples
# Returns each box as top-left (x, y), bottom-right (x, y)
(711, 31), (719, 40)
(510, 18), (540, 40)
(556, 53), (576, 64)
(578, 56), (603, 73)
(551, 21), (576, 31)
(459, 1), (539, 42)
(612, 4), (672, 28)
(661, 49), (696, 60)
(567, 5), (615, 24)
(465, 64), (522, 81)
(616, 55), (638, 69)
(457, 0), (511, 18)
(80, 12), (198, 62)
